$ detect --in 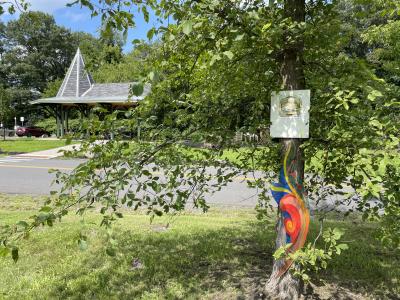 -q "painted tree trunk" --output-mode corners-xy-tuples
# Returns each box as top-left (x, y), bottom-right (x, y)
(265, 0), (306, 299)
